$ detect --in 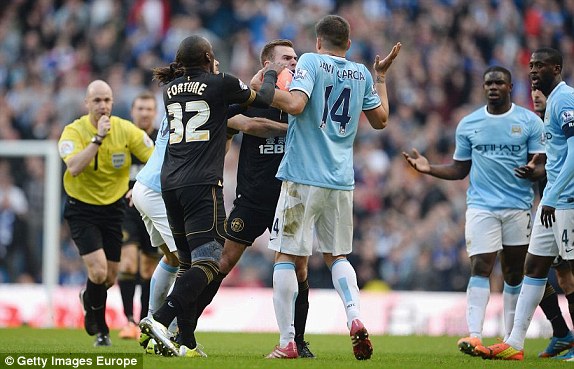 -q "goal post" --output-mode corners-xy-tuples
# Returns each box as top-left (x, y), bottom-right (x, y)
(0, 140), (61, 327)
